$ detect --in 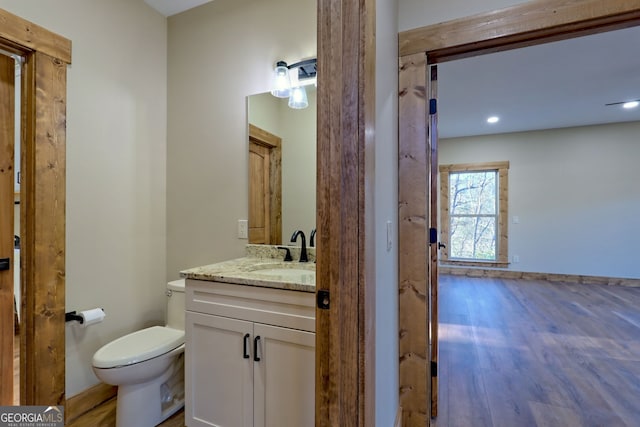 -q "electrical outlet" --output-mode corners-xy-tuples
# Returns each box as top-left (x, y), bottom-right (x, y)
(237, 220), (248, 239)
(513, 254), (520, 263)
(512, 215), (520, 224)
